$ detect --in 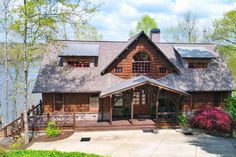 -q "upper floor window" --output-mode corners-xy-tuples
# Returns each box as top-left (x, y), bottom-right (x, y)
(132, 52), (150, 74)
(188, 62), (208, 69)
(115, 67), (123, 73)
(159, 67), (167, 74)
(68, 61), (90, 68)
